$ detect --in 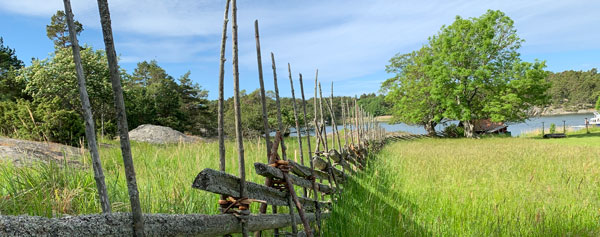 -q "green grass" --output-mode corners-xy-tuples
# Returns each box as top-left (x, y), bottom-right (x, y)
(0, 134), (341, 217)
(323, 134), (600, 236)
